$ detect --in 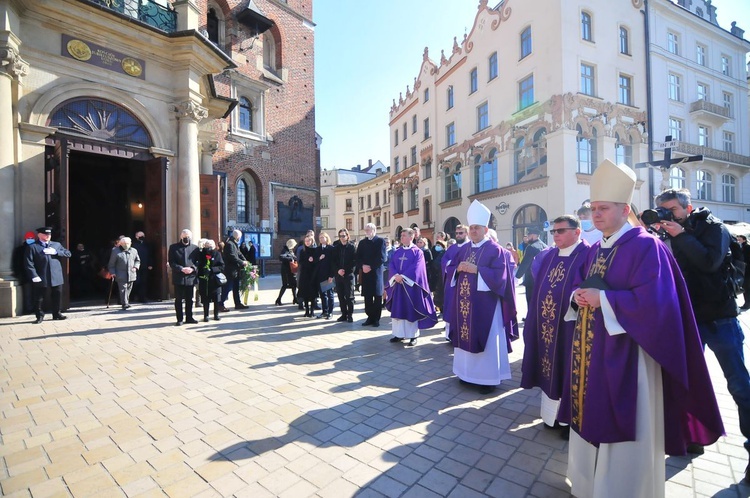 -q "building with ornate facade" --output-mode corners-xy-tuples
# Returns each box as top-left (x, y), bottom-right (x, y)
(389, 0), (748, 246)
(648, 0), (750, 222)
(0, 0), (317, 316)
